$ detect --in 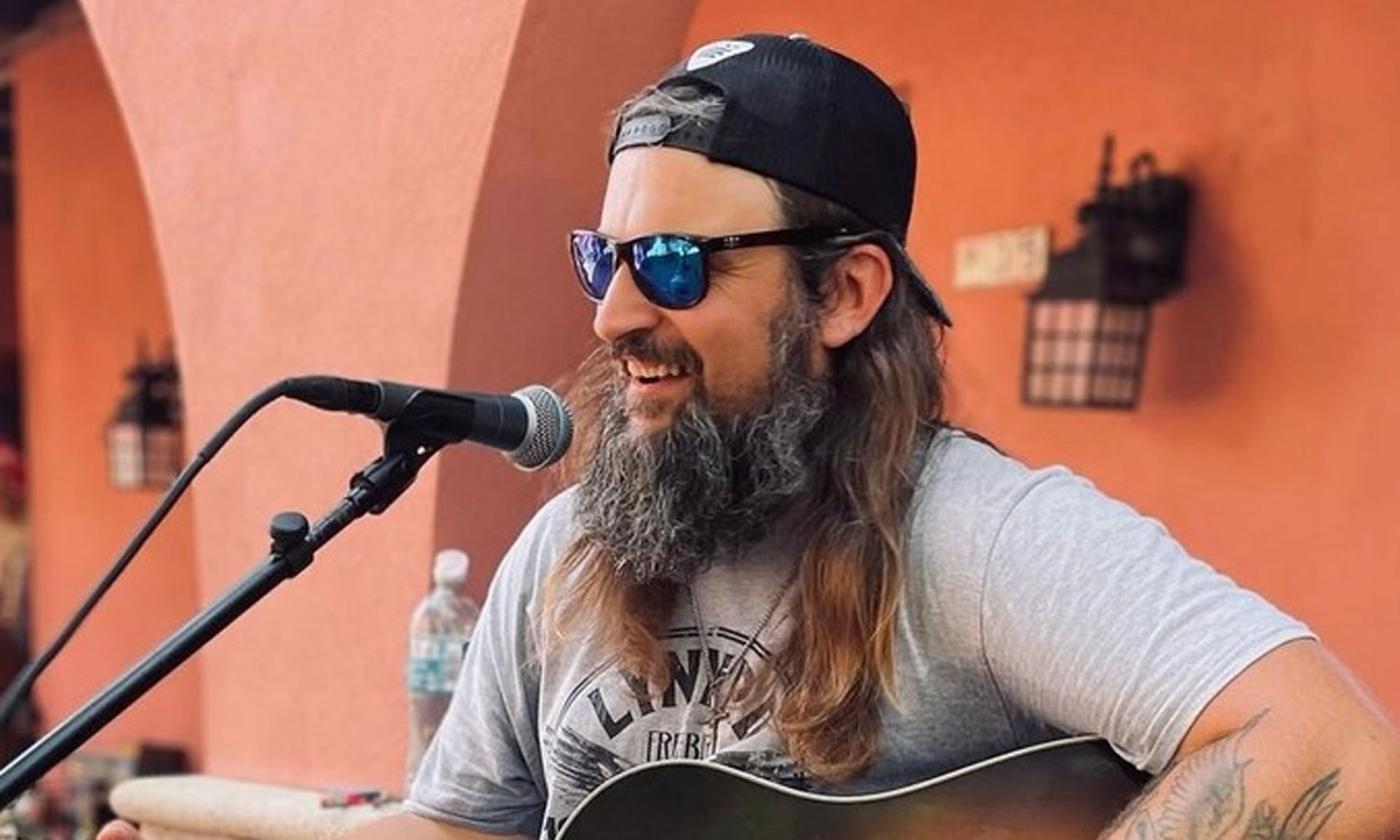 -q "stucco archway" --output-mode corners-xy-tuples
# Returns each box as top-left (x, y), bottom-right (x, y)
(77, 0), (694, 789)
